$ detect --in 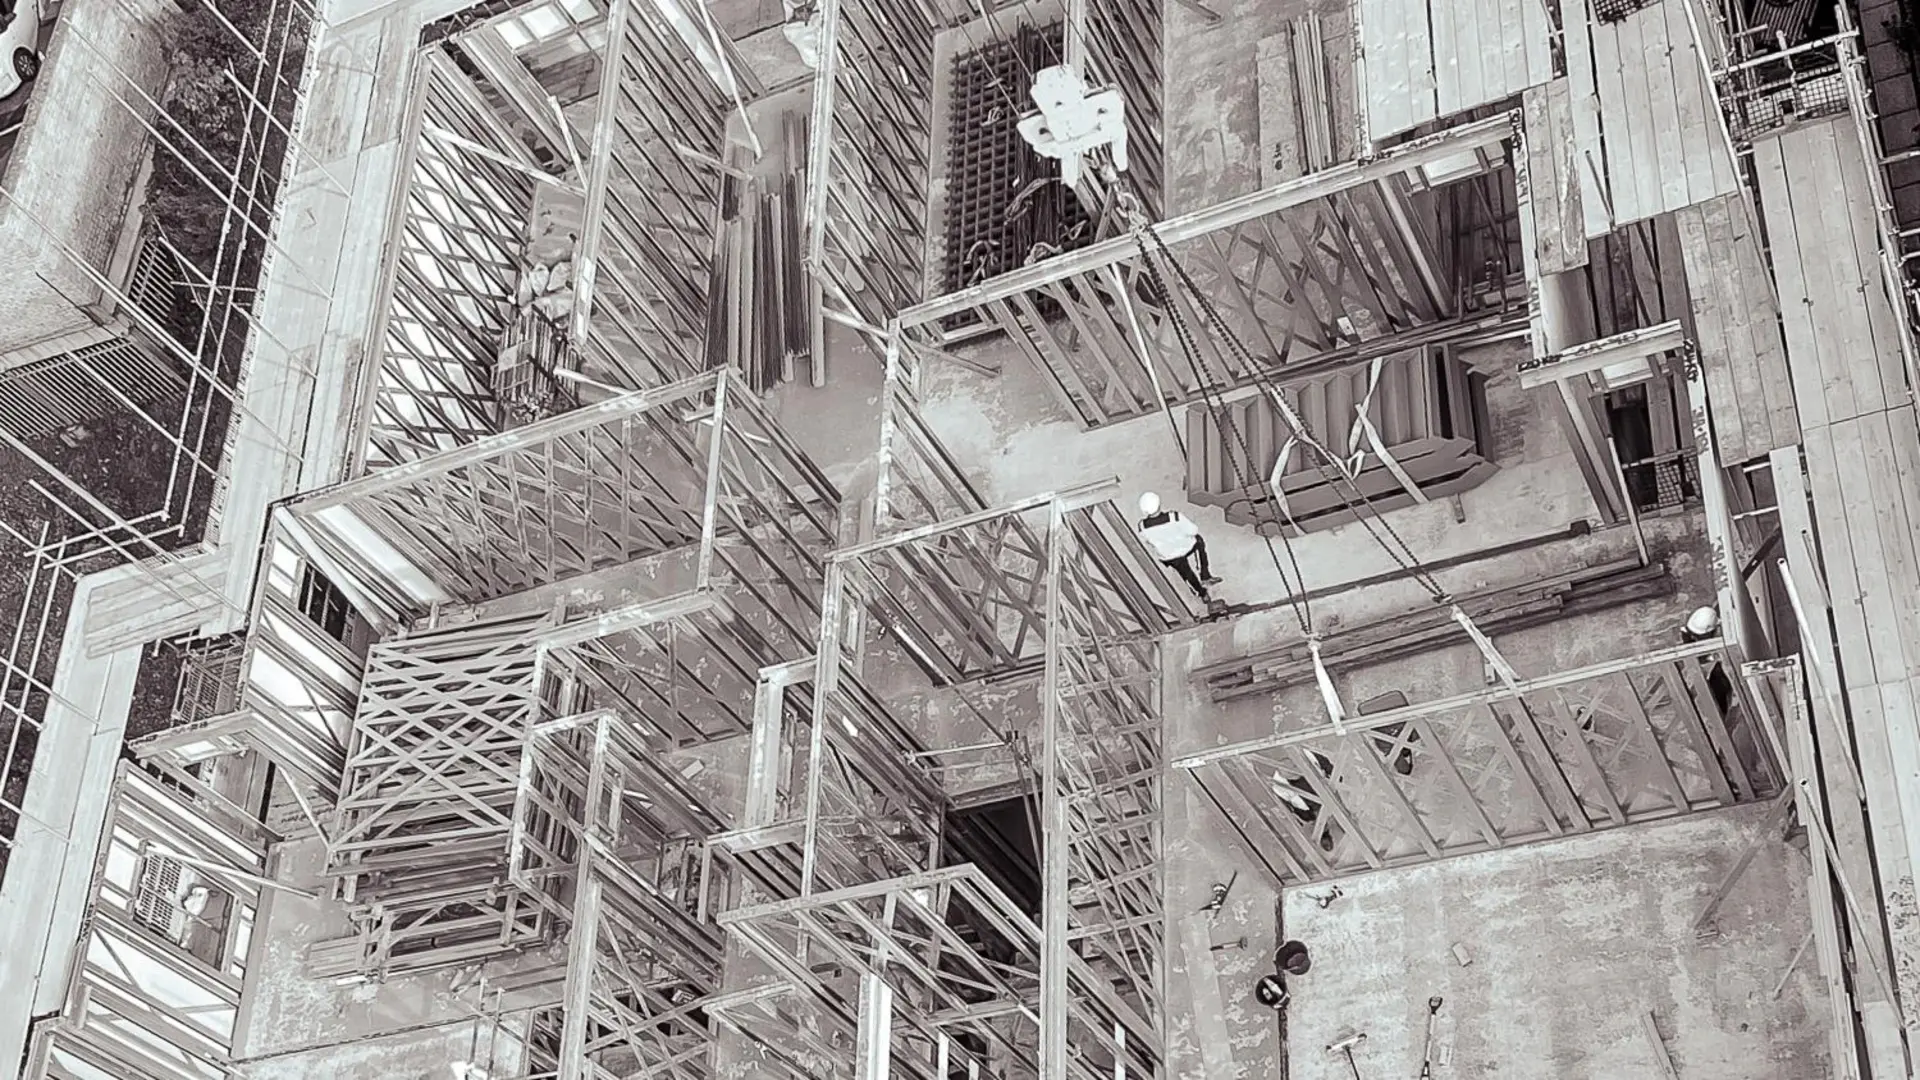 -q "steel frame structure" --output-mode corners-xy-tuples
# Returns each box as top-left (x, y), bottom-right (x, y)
(712, 473), (1180, 1080)
(570, 0), (735, 387)
(355, 0), (746, 473)
(356, 50), (543, 471)
(805, 0), (1166, 329)
(510, 709), (729, 1080)
(892, 113), (1528, 427)
(288, 370), (839, 633)
(1175, 638), (1782, 886)
(21, 762), (279, 1079)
